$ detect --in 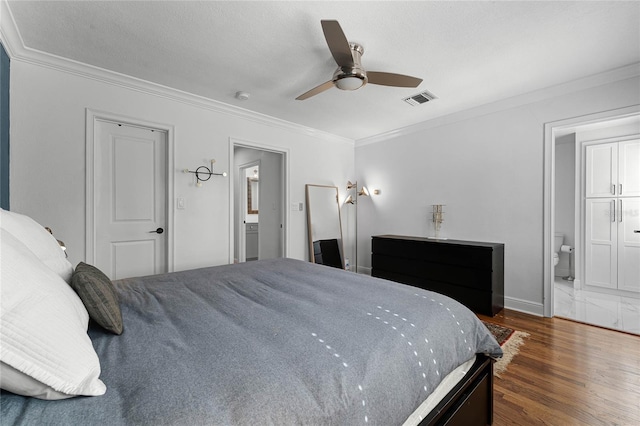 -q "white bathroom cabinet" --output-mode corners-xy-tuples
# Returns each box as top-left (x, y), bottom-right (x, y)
(585, 139), (640, 198)
(584, 139), (640, 293)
